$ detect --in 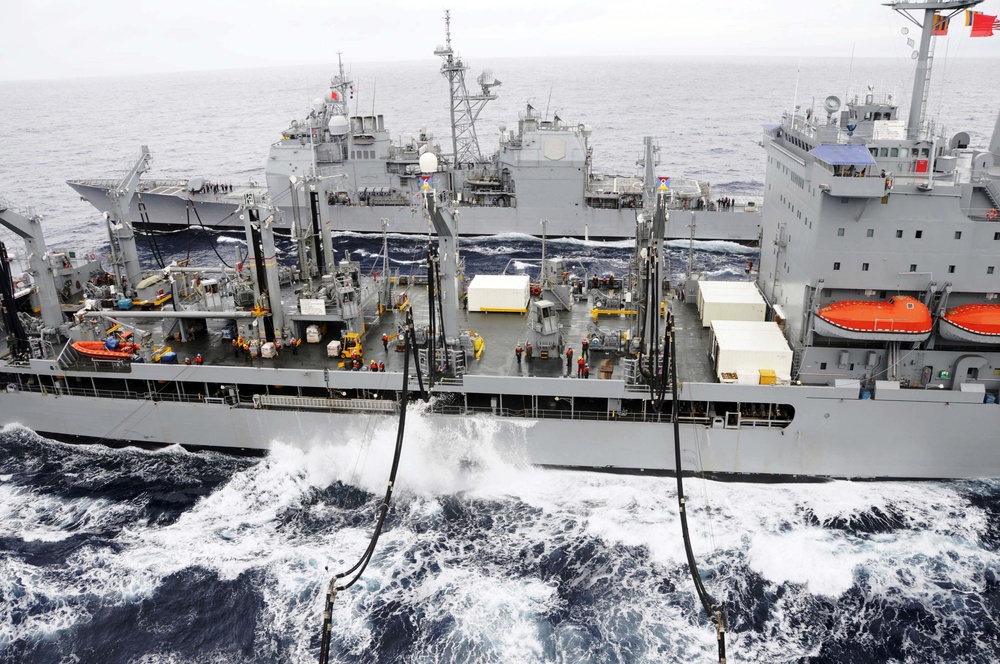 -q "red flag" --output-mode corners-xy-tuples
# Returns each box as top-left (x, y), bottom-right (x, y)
(932, 14), (949, 35)
(970, 12), (997, 37)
